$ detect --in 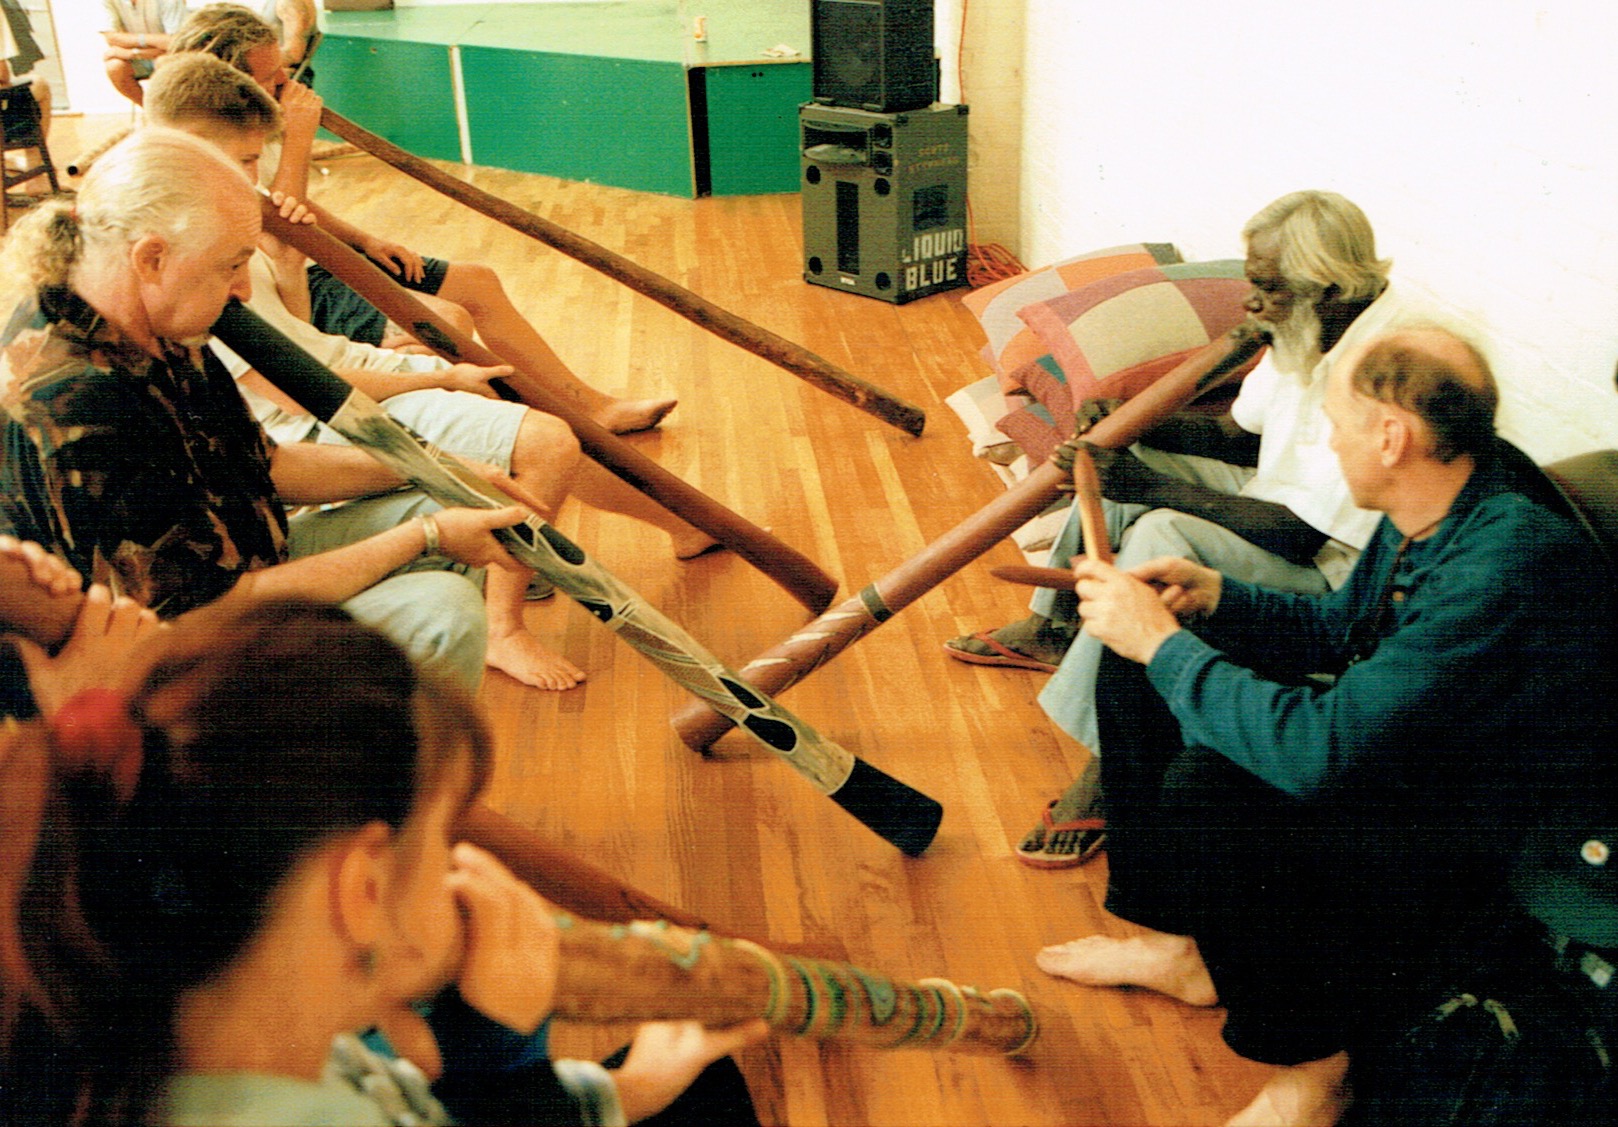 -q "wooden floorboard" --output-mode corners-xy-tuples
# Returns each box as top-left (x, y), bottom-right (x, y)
(49, 115), (1274, 1125)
